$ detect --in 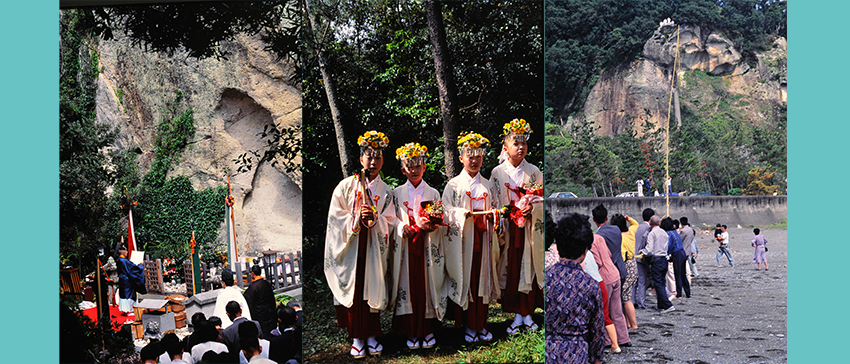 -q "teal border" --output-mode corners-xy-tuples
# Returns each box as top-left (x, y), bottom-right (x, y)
(2, 0), (842, 362)
(1, 1), (58, 362)
(789, 1), (848, 363)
